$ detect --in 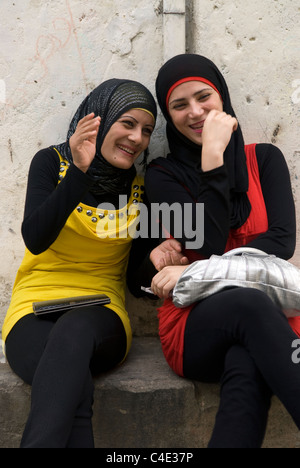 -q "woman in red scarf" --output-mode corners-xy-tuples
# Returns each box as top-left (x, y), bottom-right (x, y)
(145, 54), (300, 448)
